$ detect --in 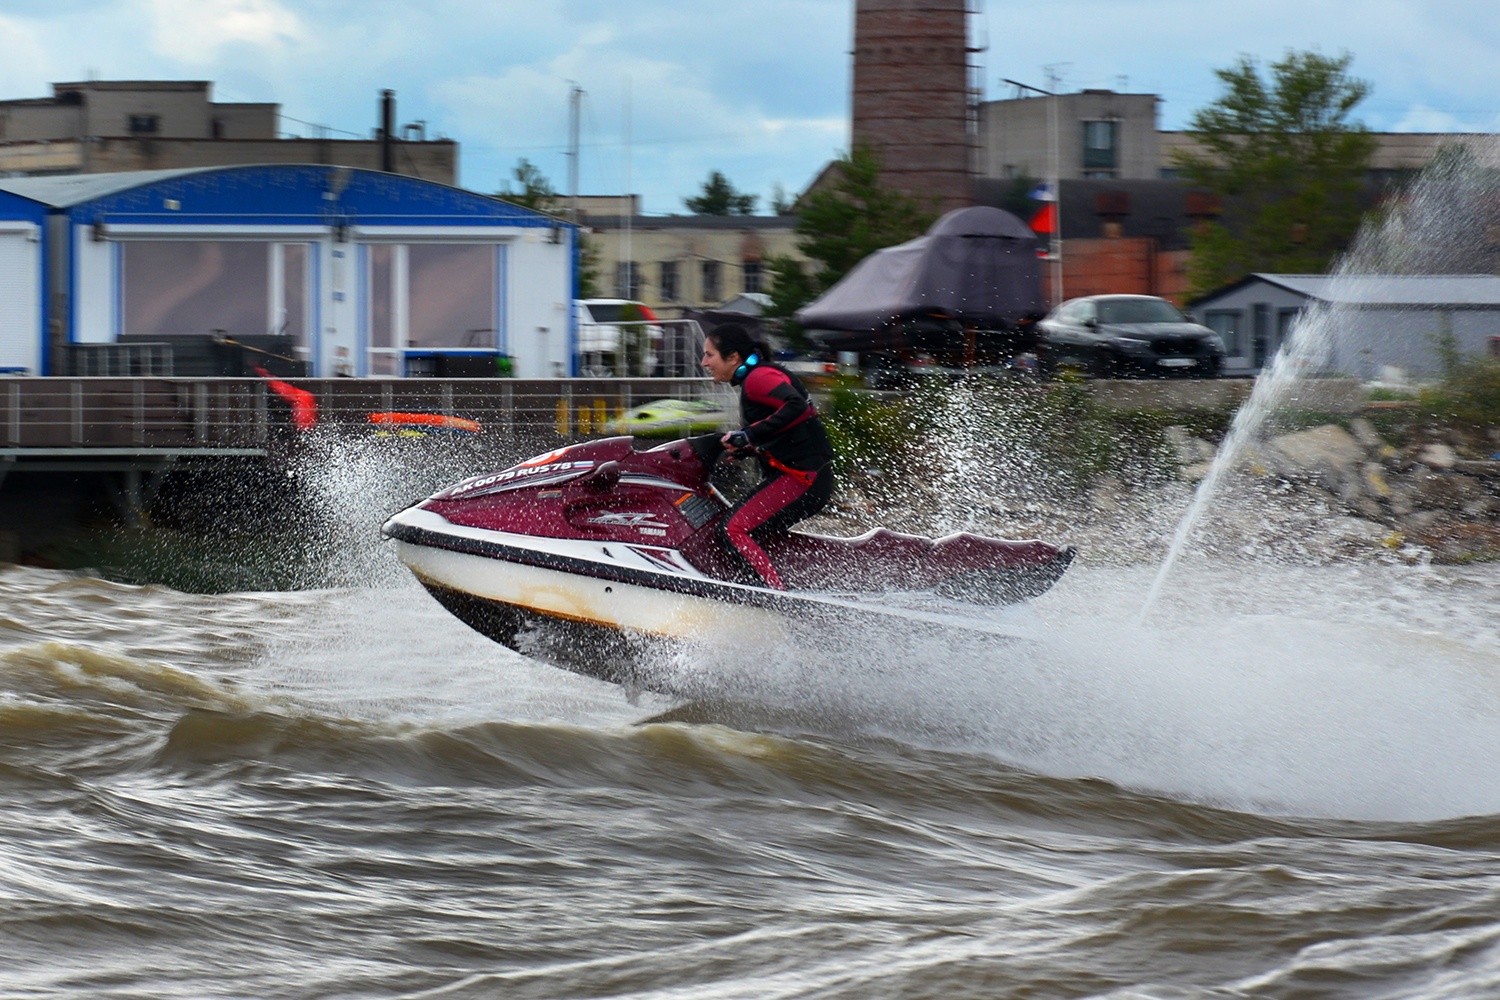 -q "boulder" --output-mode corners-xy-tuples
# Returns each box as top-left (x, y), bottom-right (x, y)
(1264, 424), (1365, 497)
(1348, 417), (1387, 451)
(1417, 442), (1458, 469)
(1164, 425), (1217, 464)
